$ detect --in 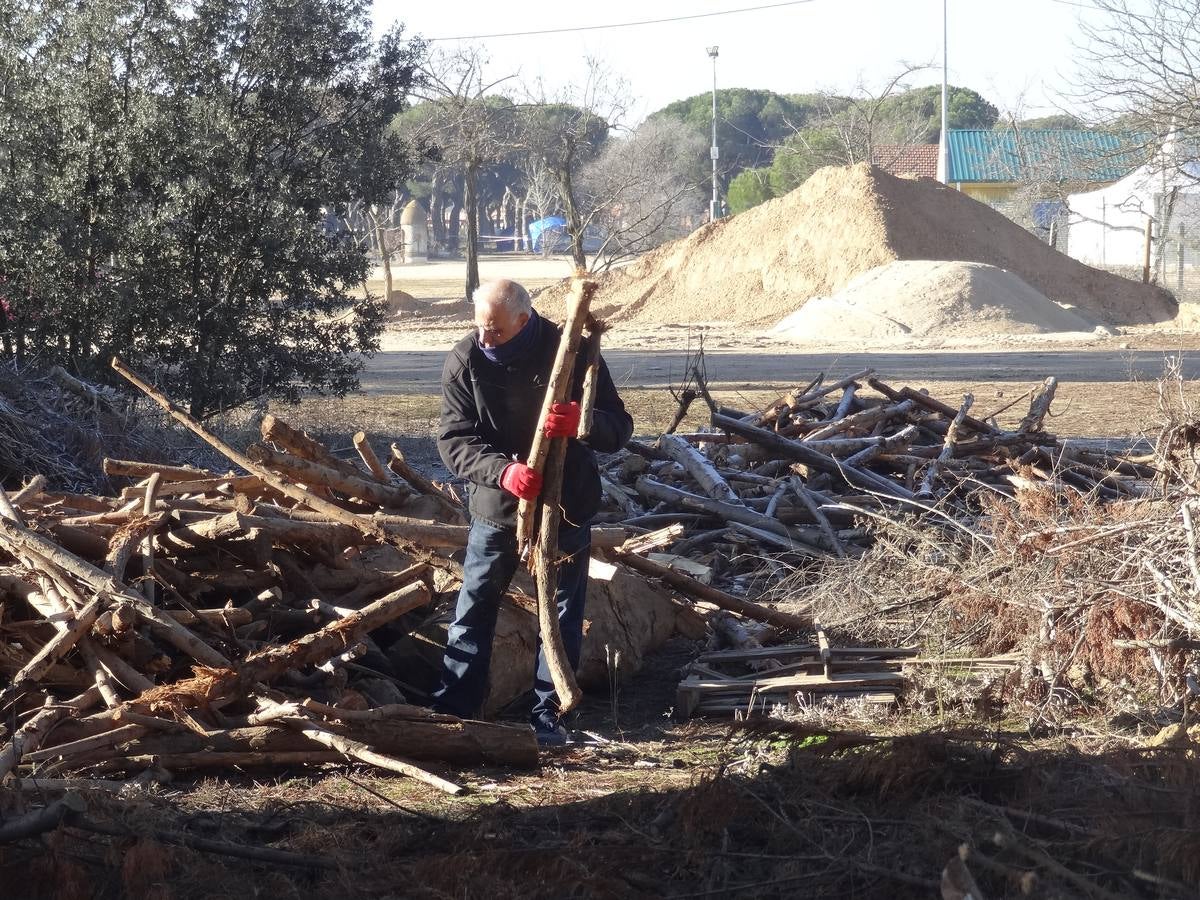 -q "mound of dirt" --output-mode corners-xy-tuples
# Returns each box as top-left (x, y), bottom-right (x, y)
(538, 163), (1176, 328)
(771, 260), (1095, 344)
